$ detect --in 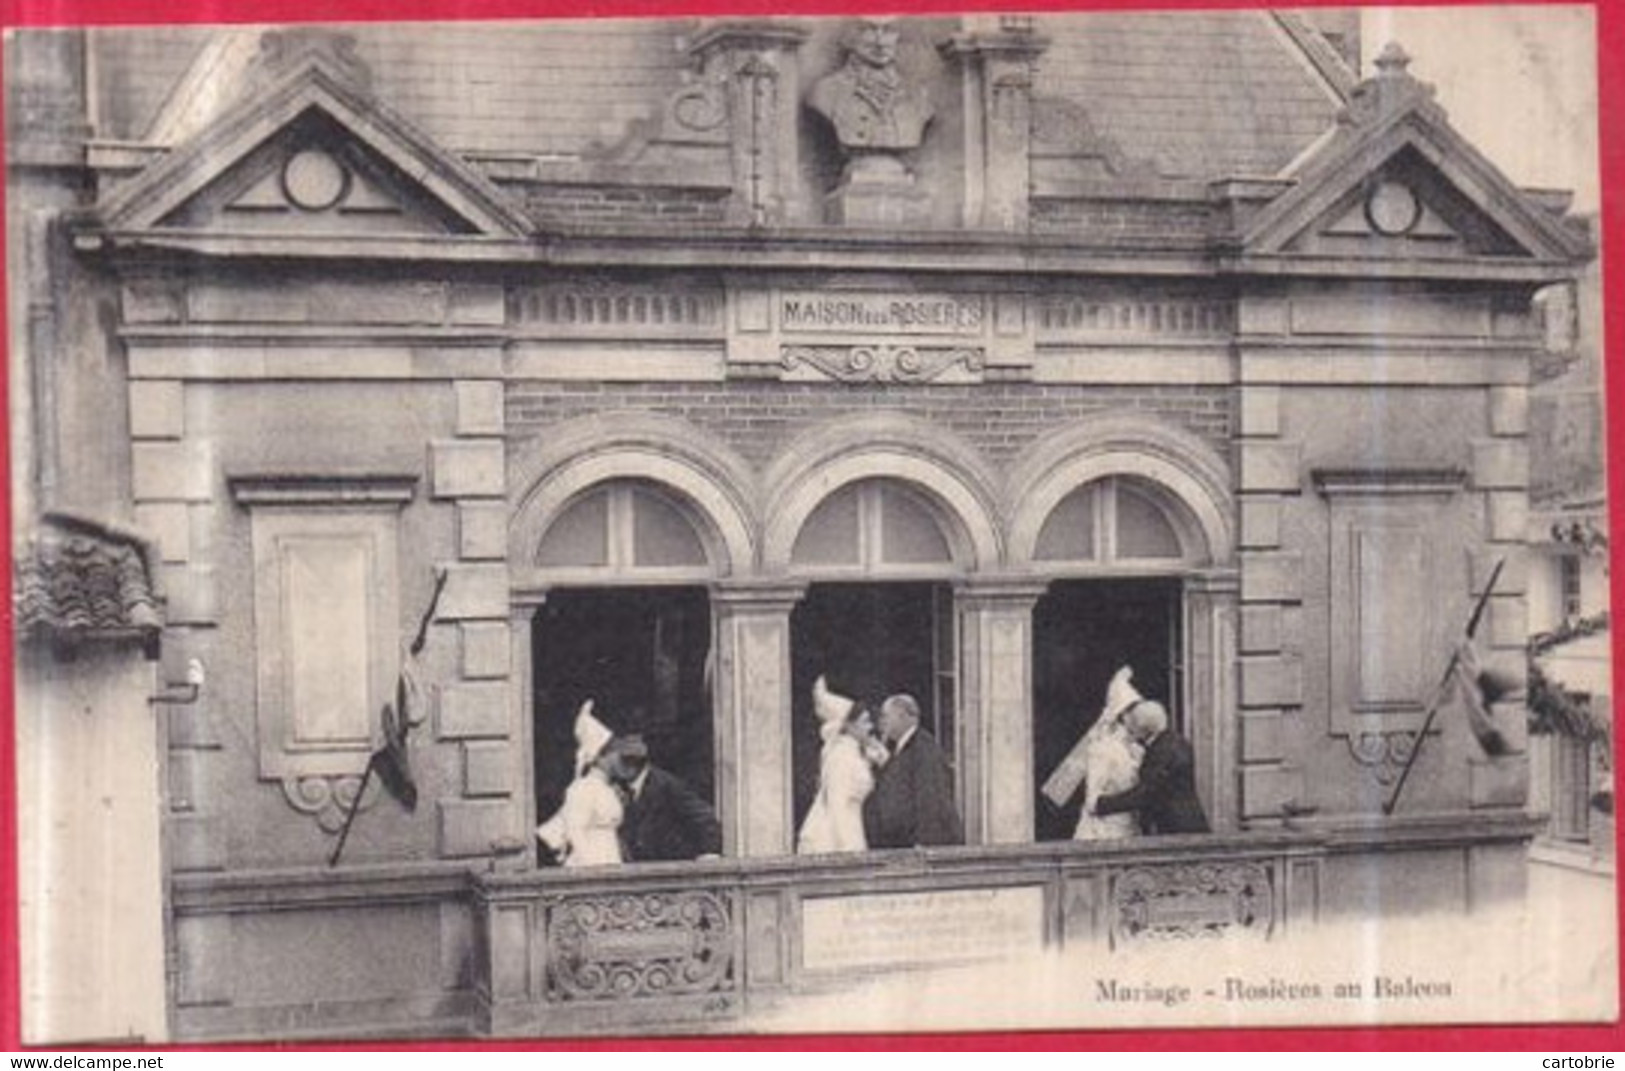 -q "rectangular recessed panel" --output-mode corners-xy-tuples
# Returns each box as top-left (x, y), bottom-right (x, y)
(801, 886), (1043, 974)
(1354, 528), (1427, 709)
(284, 536), (372, 746)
